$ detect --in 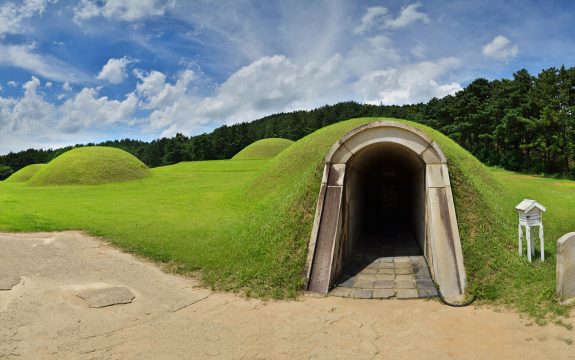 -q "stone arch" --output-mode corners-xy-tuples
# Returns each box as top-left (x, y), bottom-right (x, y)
(304, 121), (467, 303)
